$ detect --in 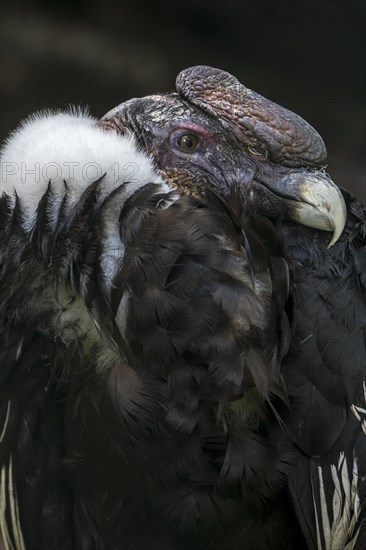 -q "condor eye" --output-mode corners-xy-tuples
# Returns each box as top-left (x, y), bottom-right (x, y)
(176, 133), (199, 153)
